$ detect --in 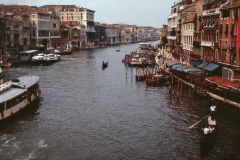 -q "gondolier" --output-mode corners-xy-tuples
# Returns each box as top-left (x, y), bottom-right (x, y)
(210, 104), (216, 121)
